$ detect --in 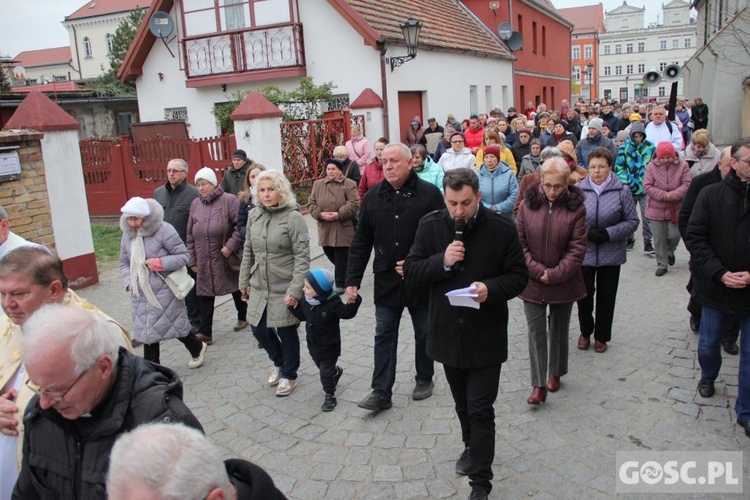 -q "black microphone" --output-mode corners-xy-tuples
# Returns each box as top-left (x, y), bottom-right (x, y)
(454, 218), (466, 242)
